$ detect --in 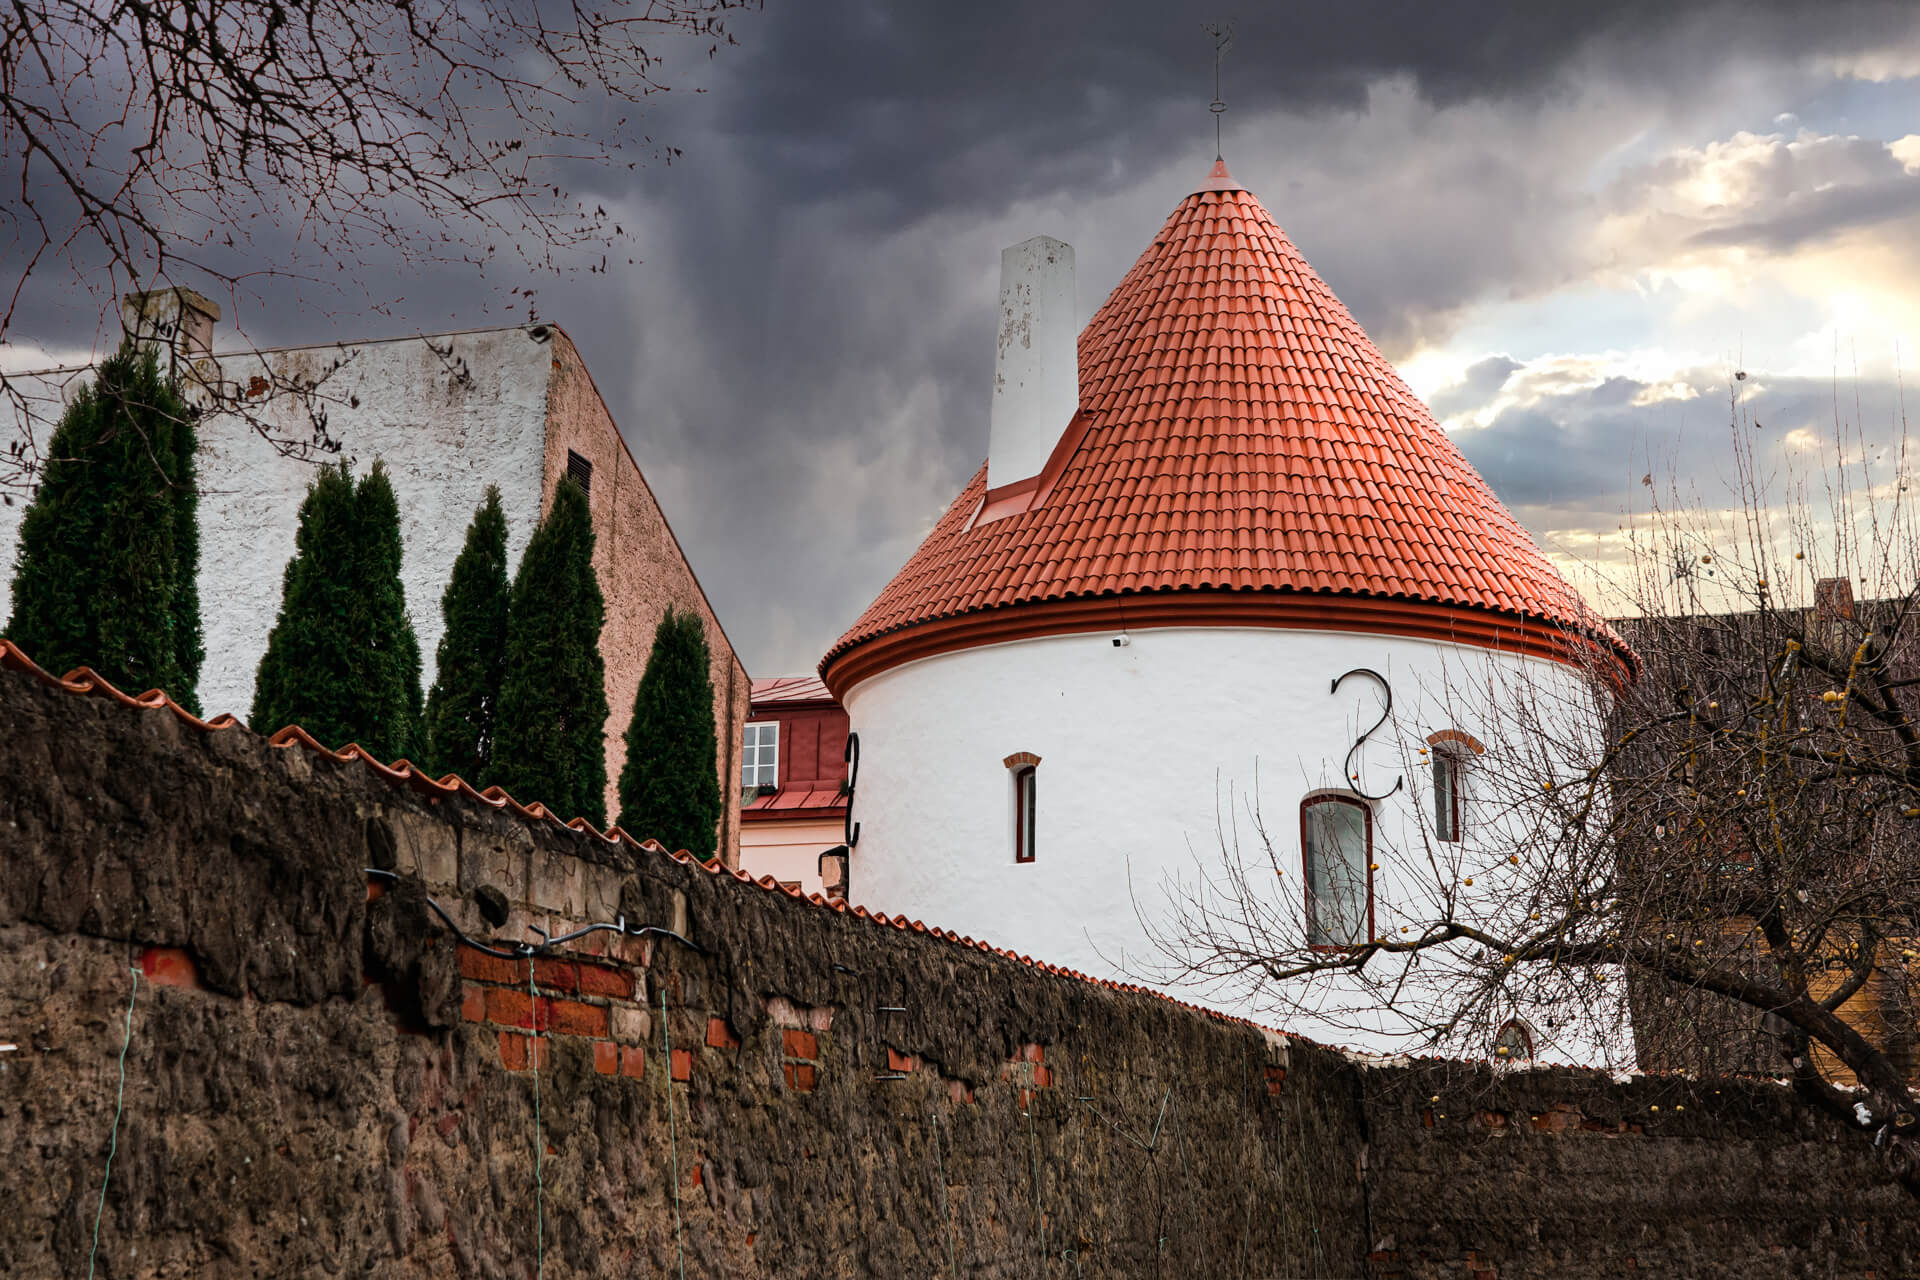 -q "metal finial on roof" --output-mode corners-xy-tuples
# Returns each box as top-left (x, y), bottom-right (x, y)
(1204, 20), (1235, 162)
